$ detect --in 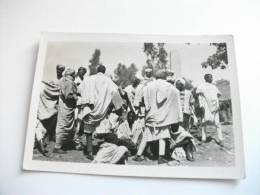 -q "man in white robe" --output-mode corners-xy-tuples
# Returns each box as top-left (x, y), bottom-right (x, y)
(79, 65), (119, 160)
(196, 74), (223, 145)
(134, 70), (183, 164)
